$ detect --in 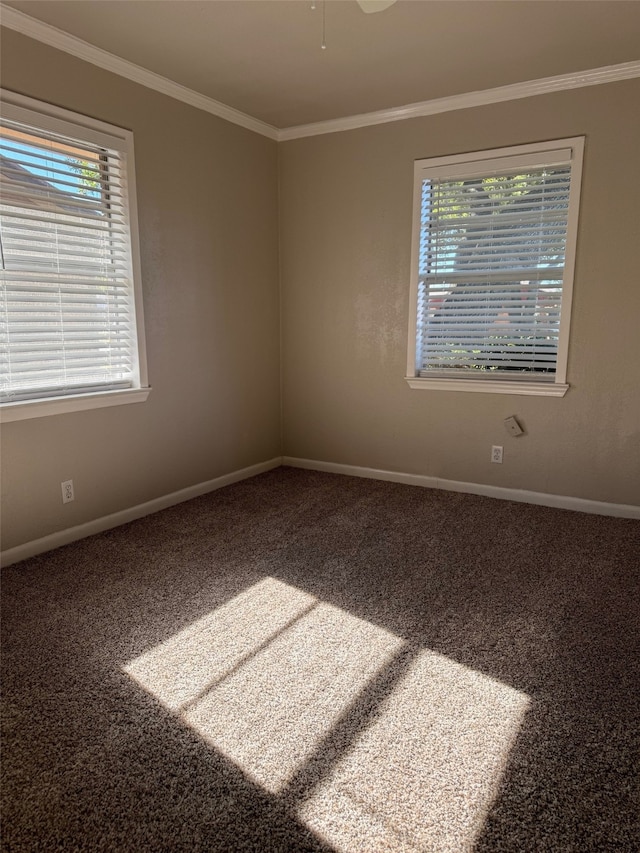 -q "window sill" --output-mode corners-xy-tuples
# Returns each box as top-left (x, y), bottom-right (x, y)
(405, 377), (569, 397)
(0, 387), (152, 423)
